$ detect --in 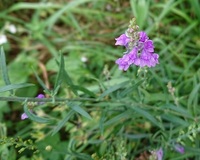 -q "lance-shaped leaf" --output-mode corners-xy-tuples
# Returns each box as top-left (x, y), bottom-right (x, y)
(0, 47), (13, 94)
(53, 54), (65, 95)
(23, 102), (50, 123)
(0, 83), (34, 93)
(33, 68), (50, 93)
(98, 80), (129, 100)
(67, 102), (92, 120)
(51, 110), (75, 136)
